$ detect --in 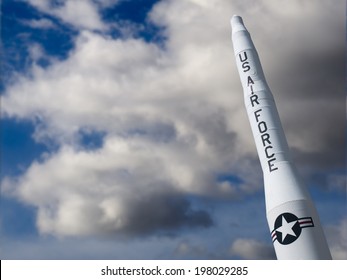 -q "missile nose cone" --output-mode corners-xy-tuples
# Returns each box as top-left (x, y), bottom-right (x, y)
(231, 15), (243, 25)
(230, 15), (247, 34)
